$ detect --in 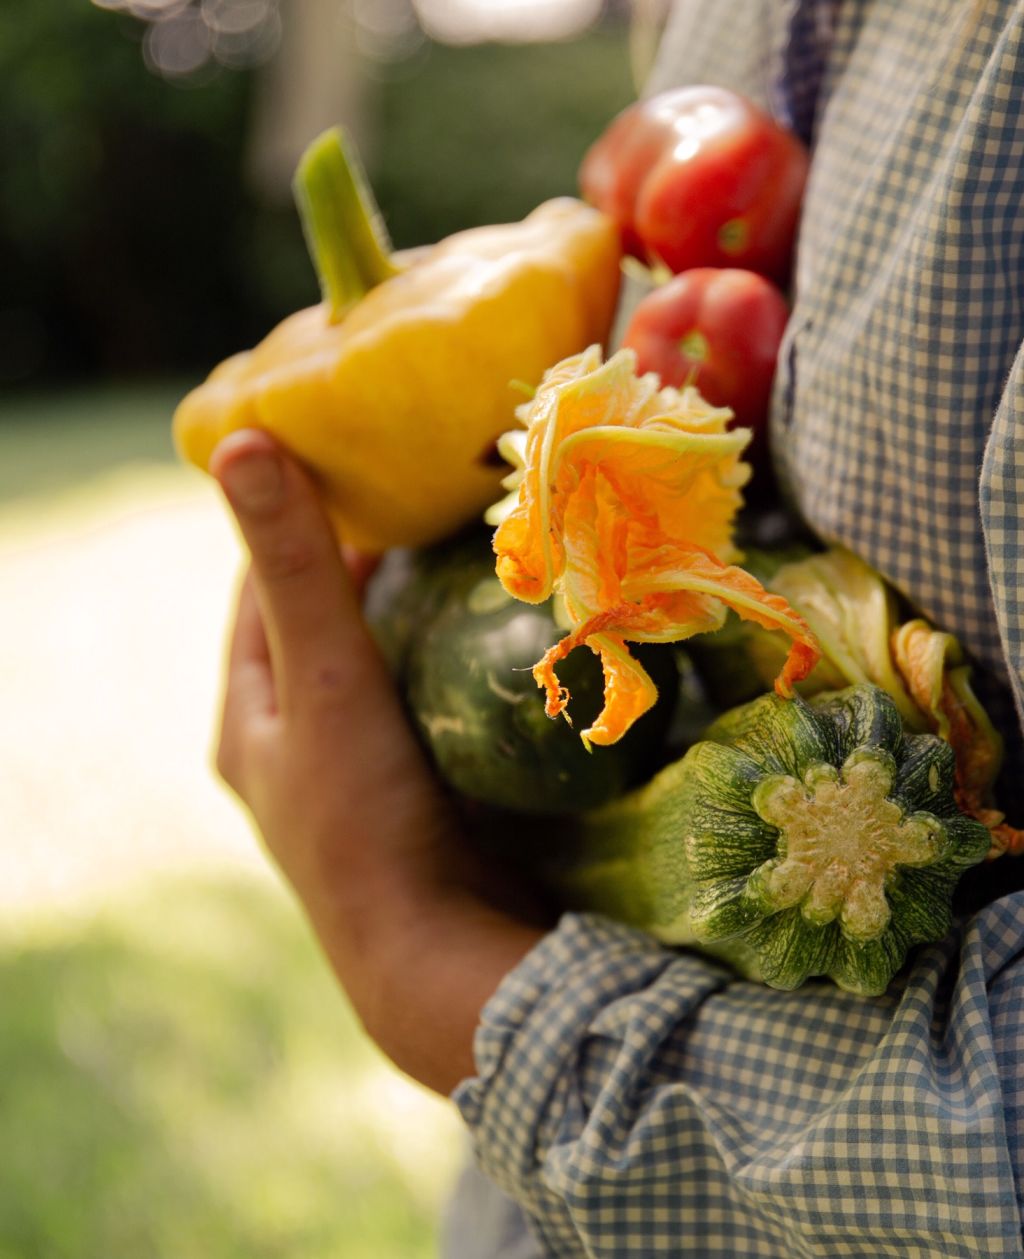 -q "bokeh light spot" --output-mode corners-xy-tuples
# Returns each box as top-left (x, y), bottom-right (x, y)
(201, 0), (271, 35)
(130, 0), (193, 18)
(212, 8), (282, 69)
(413, 0), (603, 45)
(142, 7), (213, 78)
(352, 0), (426, 62)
